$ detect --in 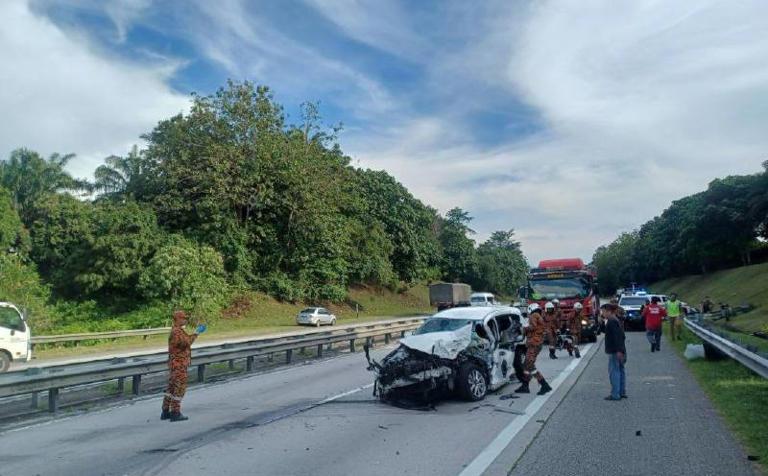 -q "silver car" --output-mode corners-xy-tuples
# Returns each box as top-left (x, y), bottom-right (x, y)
(296, 307), (337, 327)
